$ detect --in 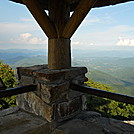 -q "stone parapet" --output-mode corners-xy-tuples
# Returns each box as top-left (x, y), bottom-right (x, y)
(16, 65), (88, 122)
